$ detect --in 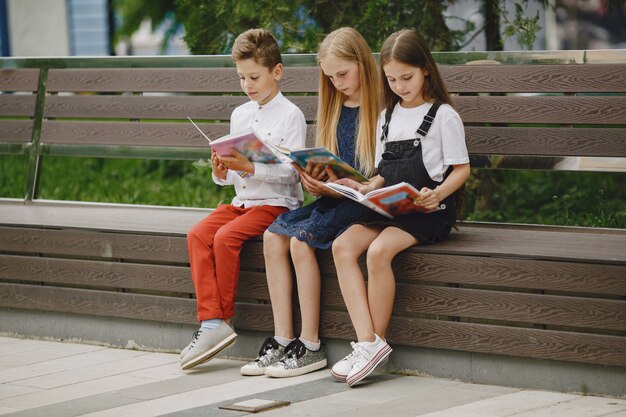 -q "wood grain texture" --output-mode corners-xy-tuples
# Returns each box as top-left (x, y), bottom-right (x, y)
(0, 226), (190, 263)
(454, 96), (626, 124)
(0, 95), (37, 117)
(0, 254), (194, 293)
(0, 120), (33, 142)
(0, 69), (40, 91)
(43, 95), (318, 121)
(465, 127), (626, 157)
(46, 68), (319, 93)
(441, 64), (626, 93)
